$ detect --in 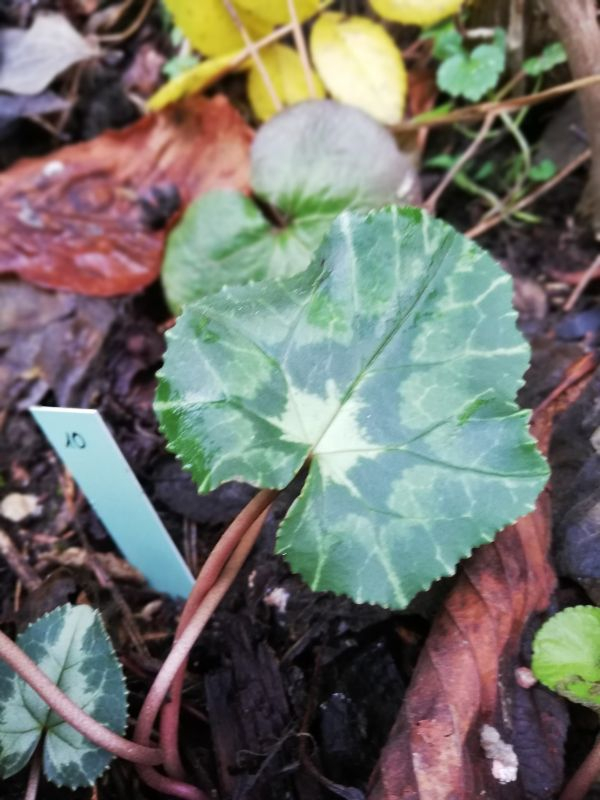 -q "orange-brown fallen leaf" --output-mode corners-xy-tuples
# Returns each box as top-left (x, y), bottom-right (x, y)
(368, 367), (594, 800)
(0, 95), (252, 296)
